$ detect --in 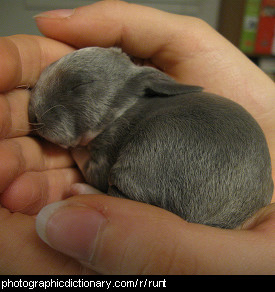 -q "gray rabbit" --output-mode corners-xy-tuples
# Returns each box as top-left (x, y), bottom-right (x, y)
(29, 47), (273, 229)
